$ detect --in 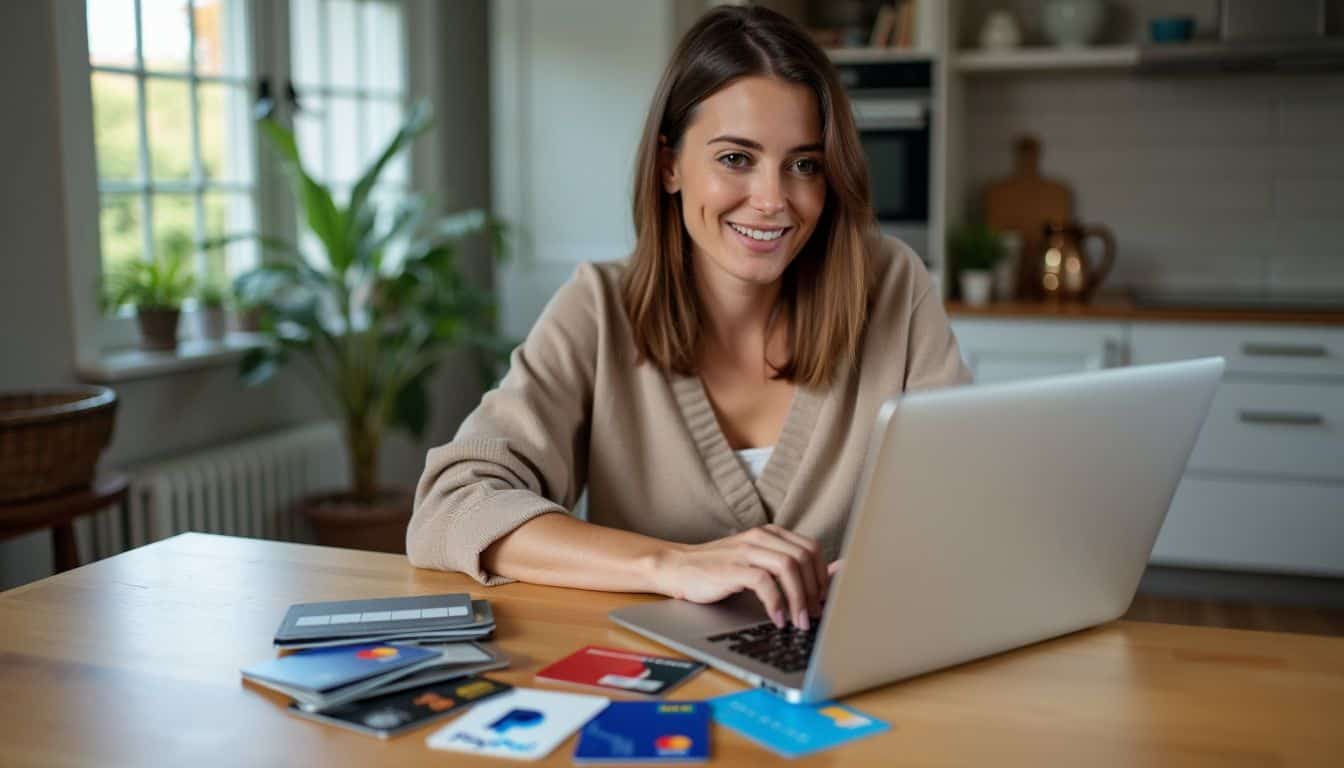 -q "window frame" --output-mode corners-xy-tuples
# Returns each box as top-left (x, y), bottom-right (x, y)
(55, 0), (274, 369)
(51, 0), (420, 380)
